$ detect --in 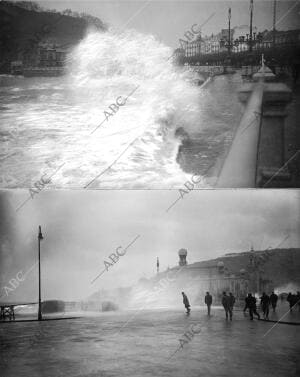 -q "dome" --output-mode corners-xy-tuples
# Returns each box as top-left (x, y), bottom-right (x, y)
(178, 248), (187, 256)
(217, 261), (224, 267)
(240, 268), (246, 274)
